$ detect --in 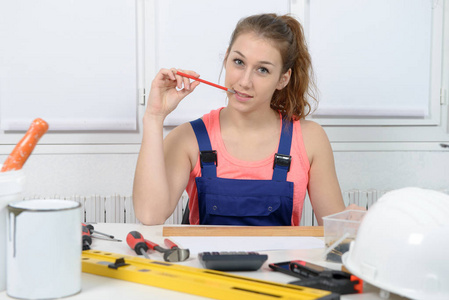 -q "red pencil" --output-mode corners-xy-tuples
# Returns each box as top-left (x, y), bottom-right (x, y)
(176, 71), (235, 94)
